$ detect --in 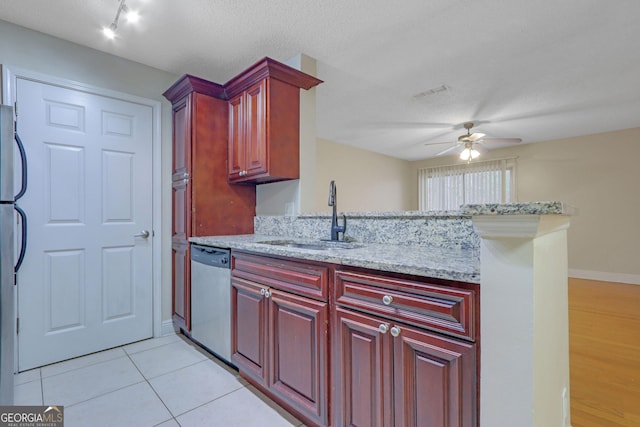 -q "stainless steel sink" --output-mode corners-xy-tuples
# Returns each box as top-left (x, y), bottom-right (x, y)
(256, 239), (363, 251)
